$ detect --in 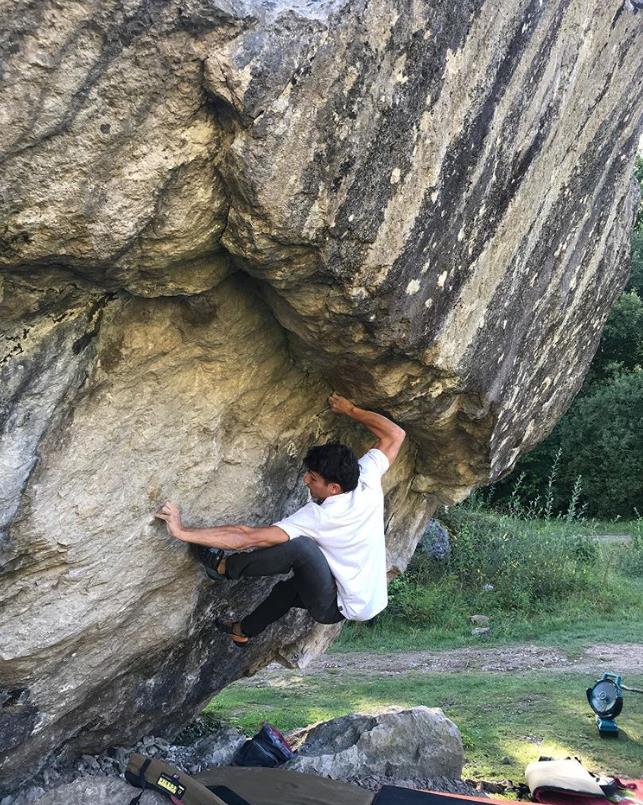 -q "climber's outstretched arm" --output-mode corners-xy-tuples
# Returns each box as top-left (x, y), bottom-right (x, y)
(155, 502), (289, 549)
(328, 393), (406, 465)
